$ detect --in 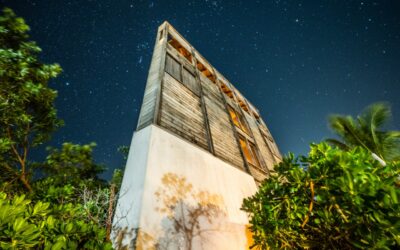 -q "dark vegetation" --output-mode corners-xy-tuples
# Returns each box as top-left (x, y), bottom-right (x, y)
(0, 8), (123, 249)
